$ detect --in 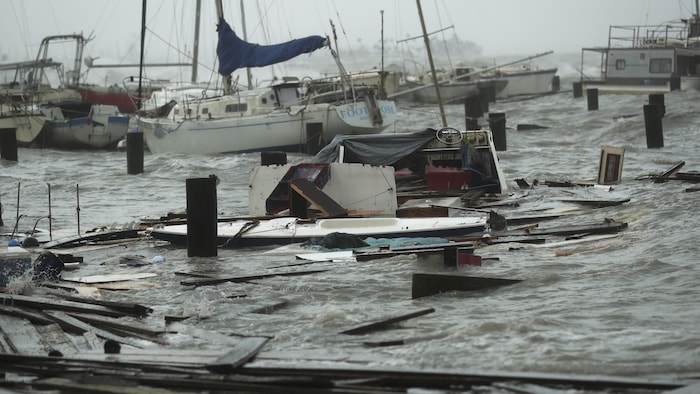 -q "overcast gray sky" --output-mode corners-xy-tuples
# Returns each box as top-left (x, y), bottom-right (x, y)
(1, 0), (695, 84)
